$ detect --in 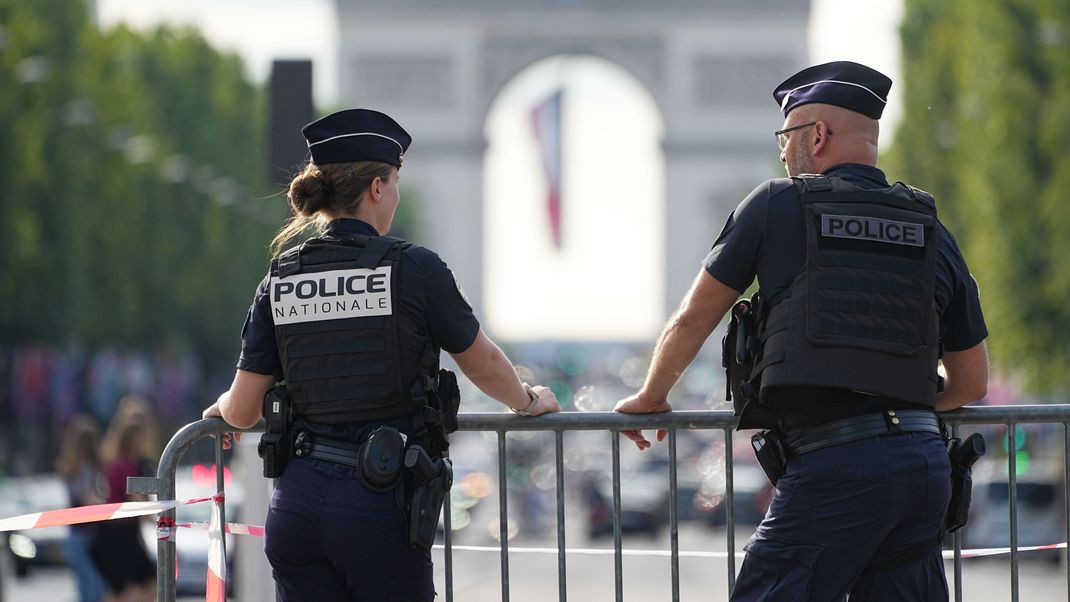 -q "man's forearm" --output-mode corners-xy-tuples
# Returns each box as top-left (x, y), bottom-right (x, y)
(640, 311), (713, 400)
